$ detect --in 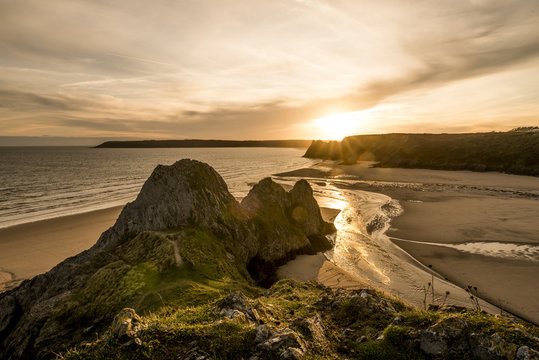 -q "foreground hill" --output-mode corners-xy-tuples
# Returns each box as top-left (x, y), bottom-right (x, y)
(0, 159), (334, 359)
(95, 139), (312, 148)
(1, 160), (537, 359)
(304, 131), (539, 176)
